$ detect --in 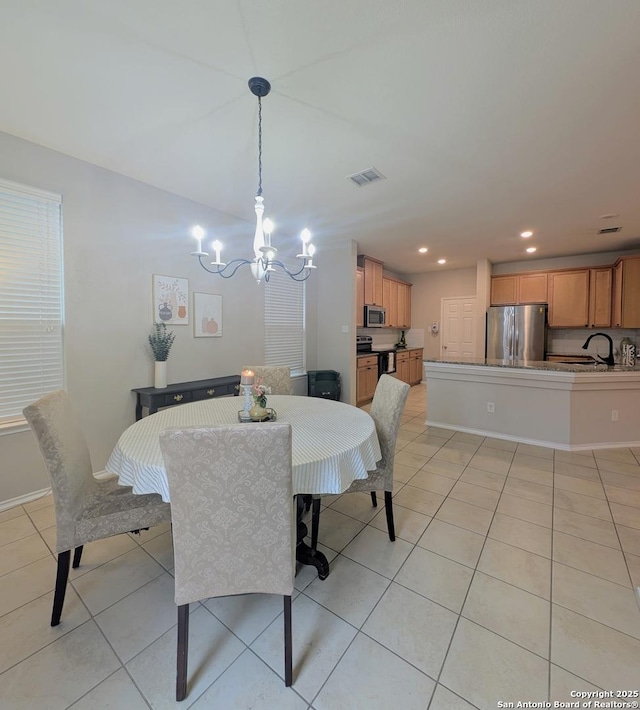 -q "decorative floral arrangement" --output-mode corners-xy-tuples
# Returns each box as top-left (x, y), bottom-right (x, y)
(148, 322), (176, 361)
(252, 379), (271, 408)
